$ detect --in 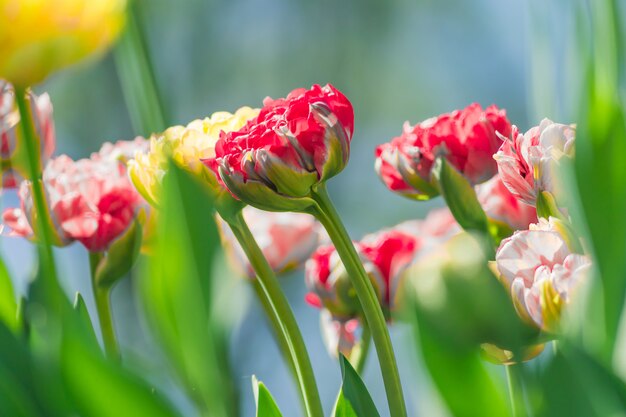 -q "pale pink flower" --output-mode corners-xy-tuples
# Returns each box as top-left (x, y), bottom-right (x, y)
(219, 206), (324, 279)
(496, 223), (591, 330)
(319, 310), (359, 359)
(476, 174), (537, 230)
(494, 118), (575, 206)
(0, 80), (55, 188)
(94, 137), (149, 164)
(3, 144), (144, 252)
